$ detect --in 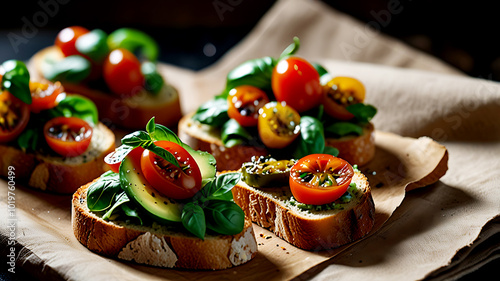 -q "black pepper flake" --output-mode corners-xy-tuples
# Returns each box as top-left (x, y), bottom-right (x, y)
(152, 192), (156, 198)
(375, 182), (384, 188)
